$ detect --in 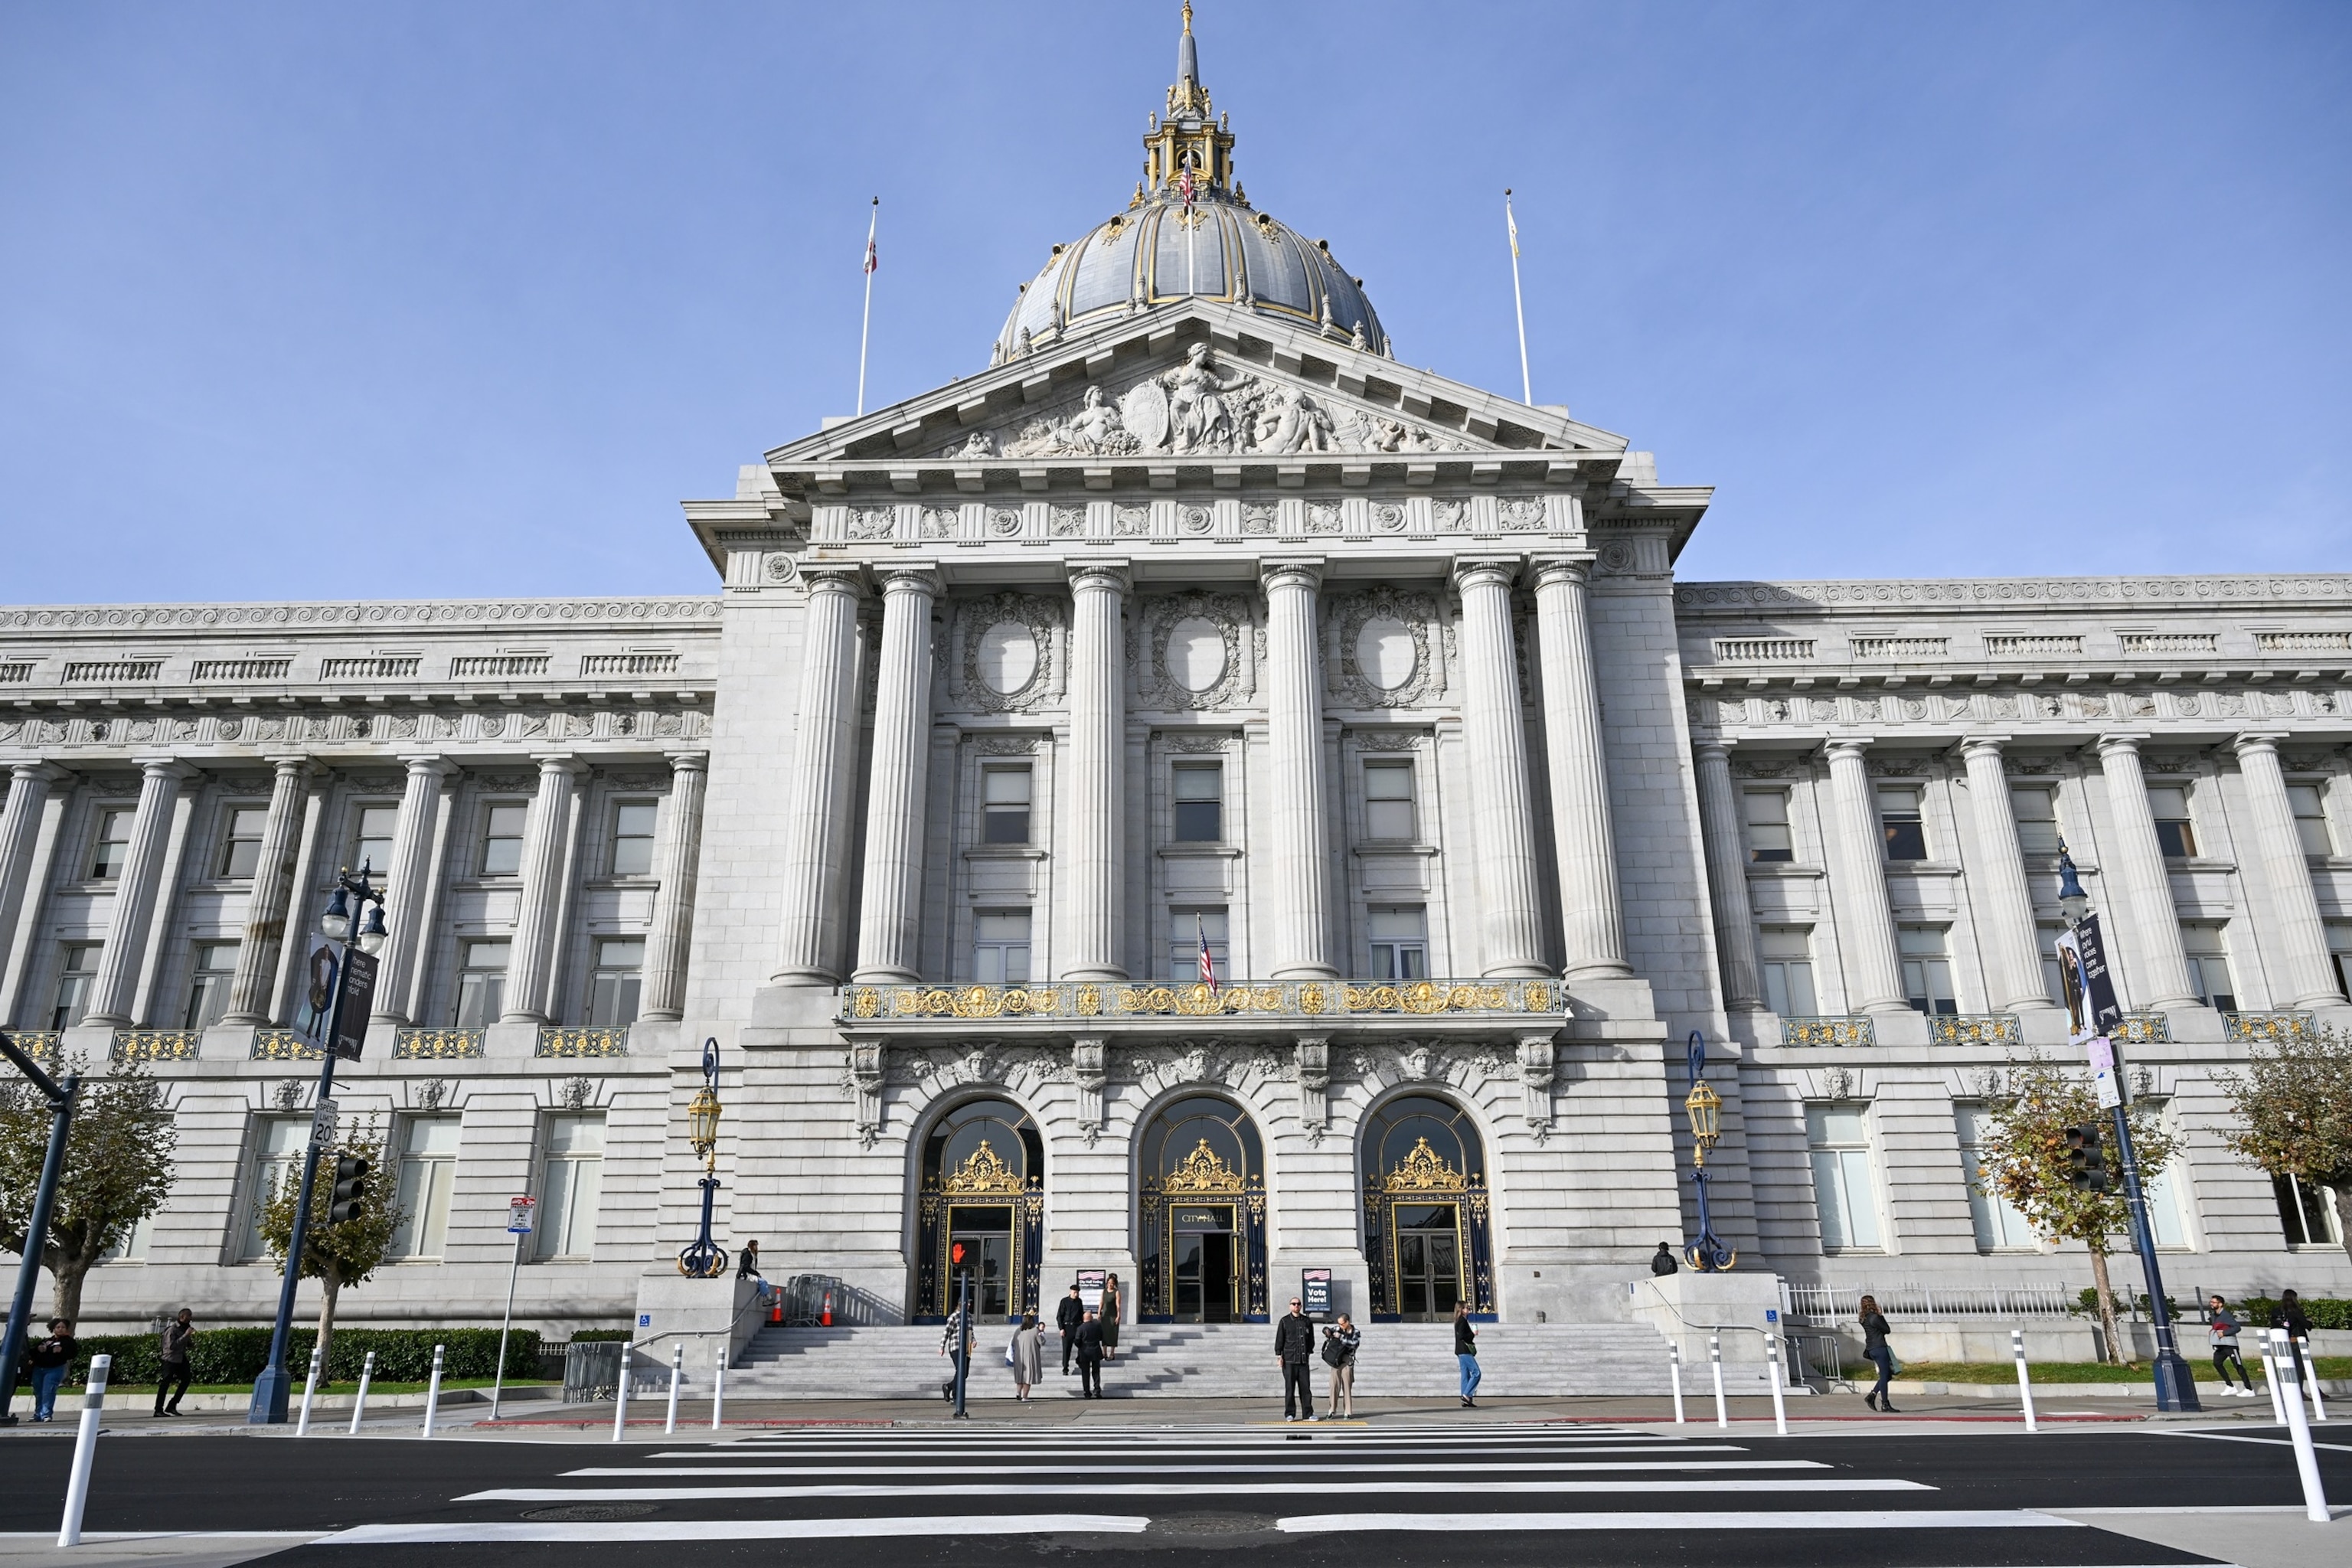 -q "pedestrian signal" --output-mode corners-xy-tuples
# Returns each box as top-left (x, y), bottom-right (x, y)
(327, 1155), (371, 1223)
(950, 1241), (969, 1267)
(2063, 1123), (2109, 1193)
